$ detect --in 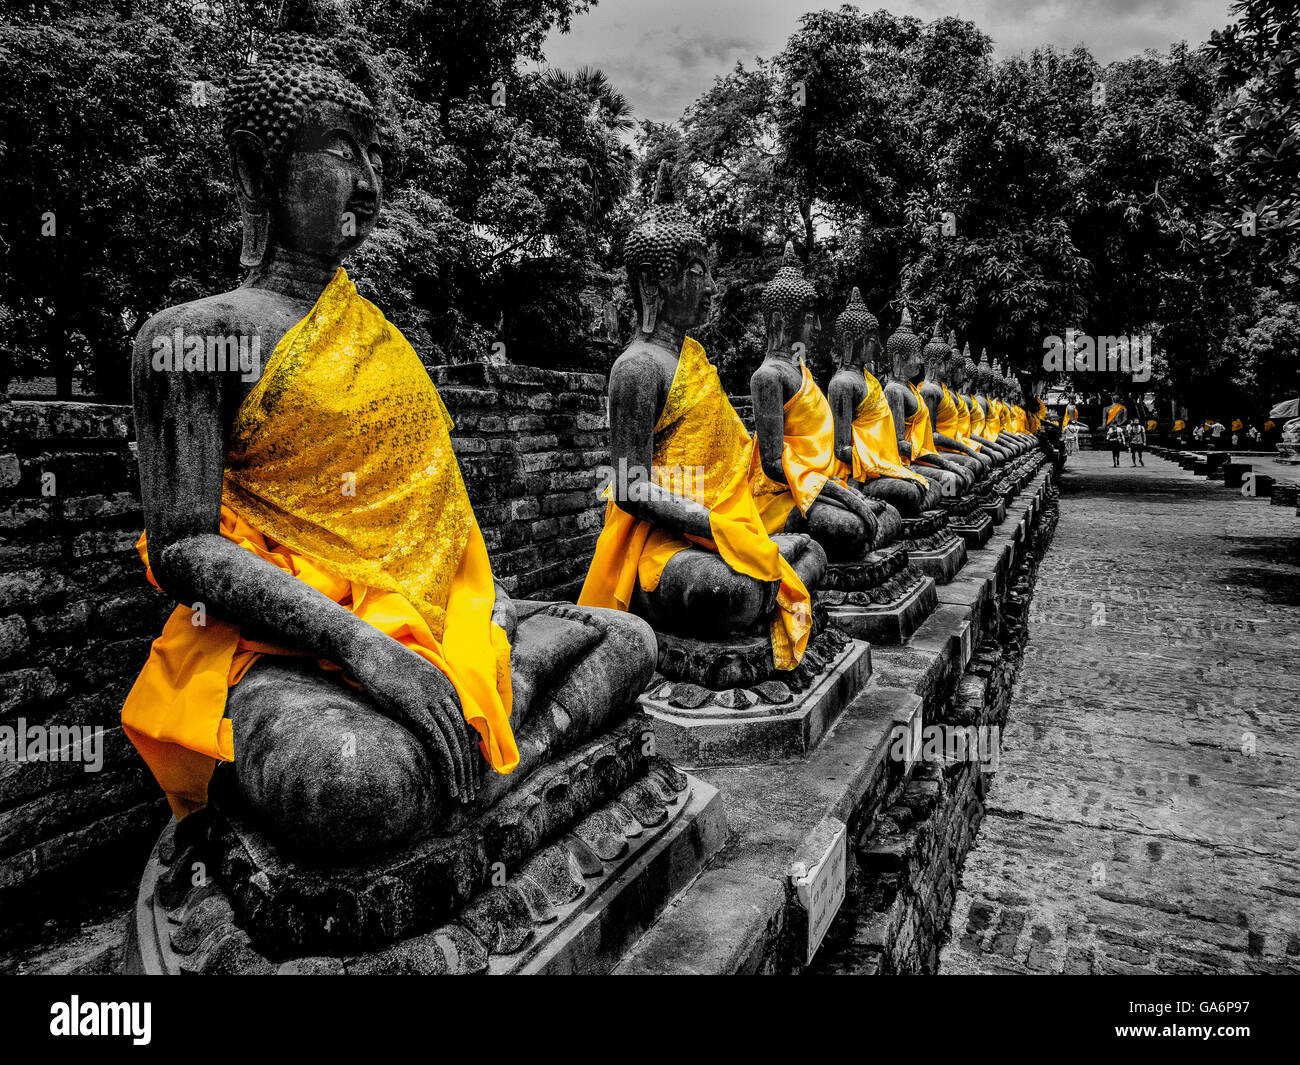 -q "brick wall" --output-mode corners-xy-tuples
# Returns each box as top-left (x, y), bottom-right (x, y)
(0, 364), (612, 943)
(0, 401), (172, 942)
(431, 363), (609, 600)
